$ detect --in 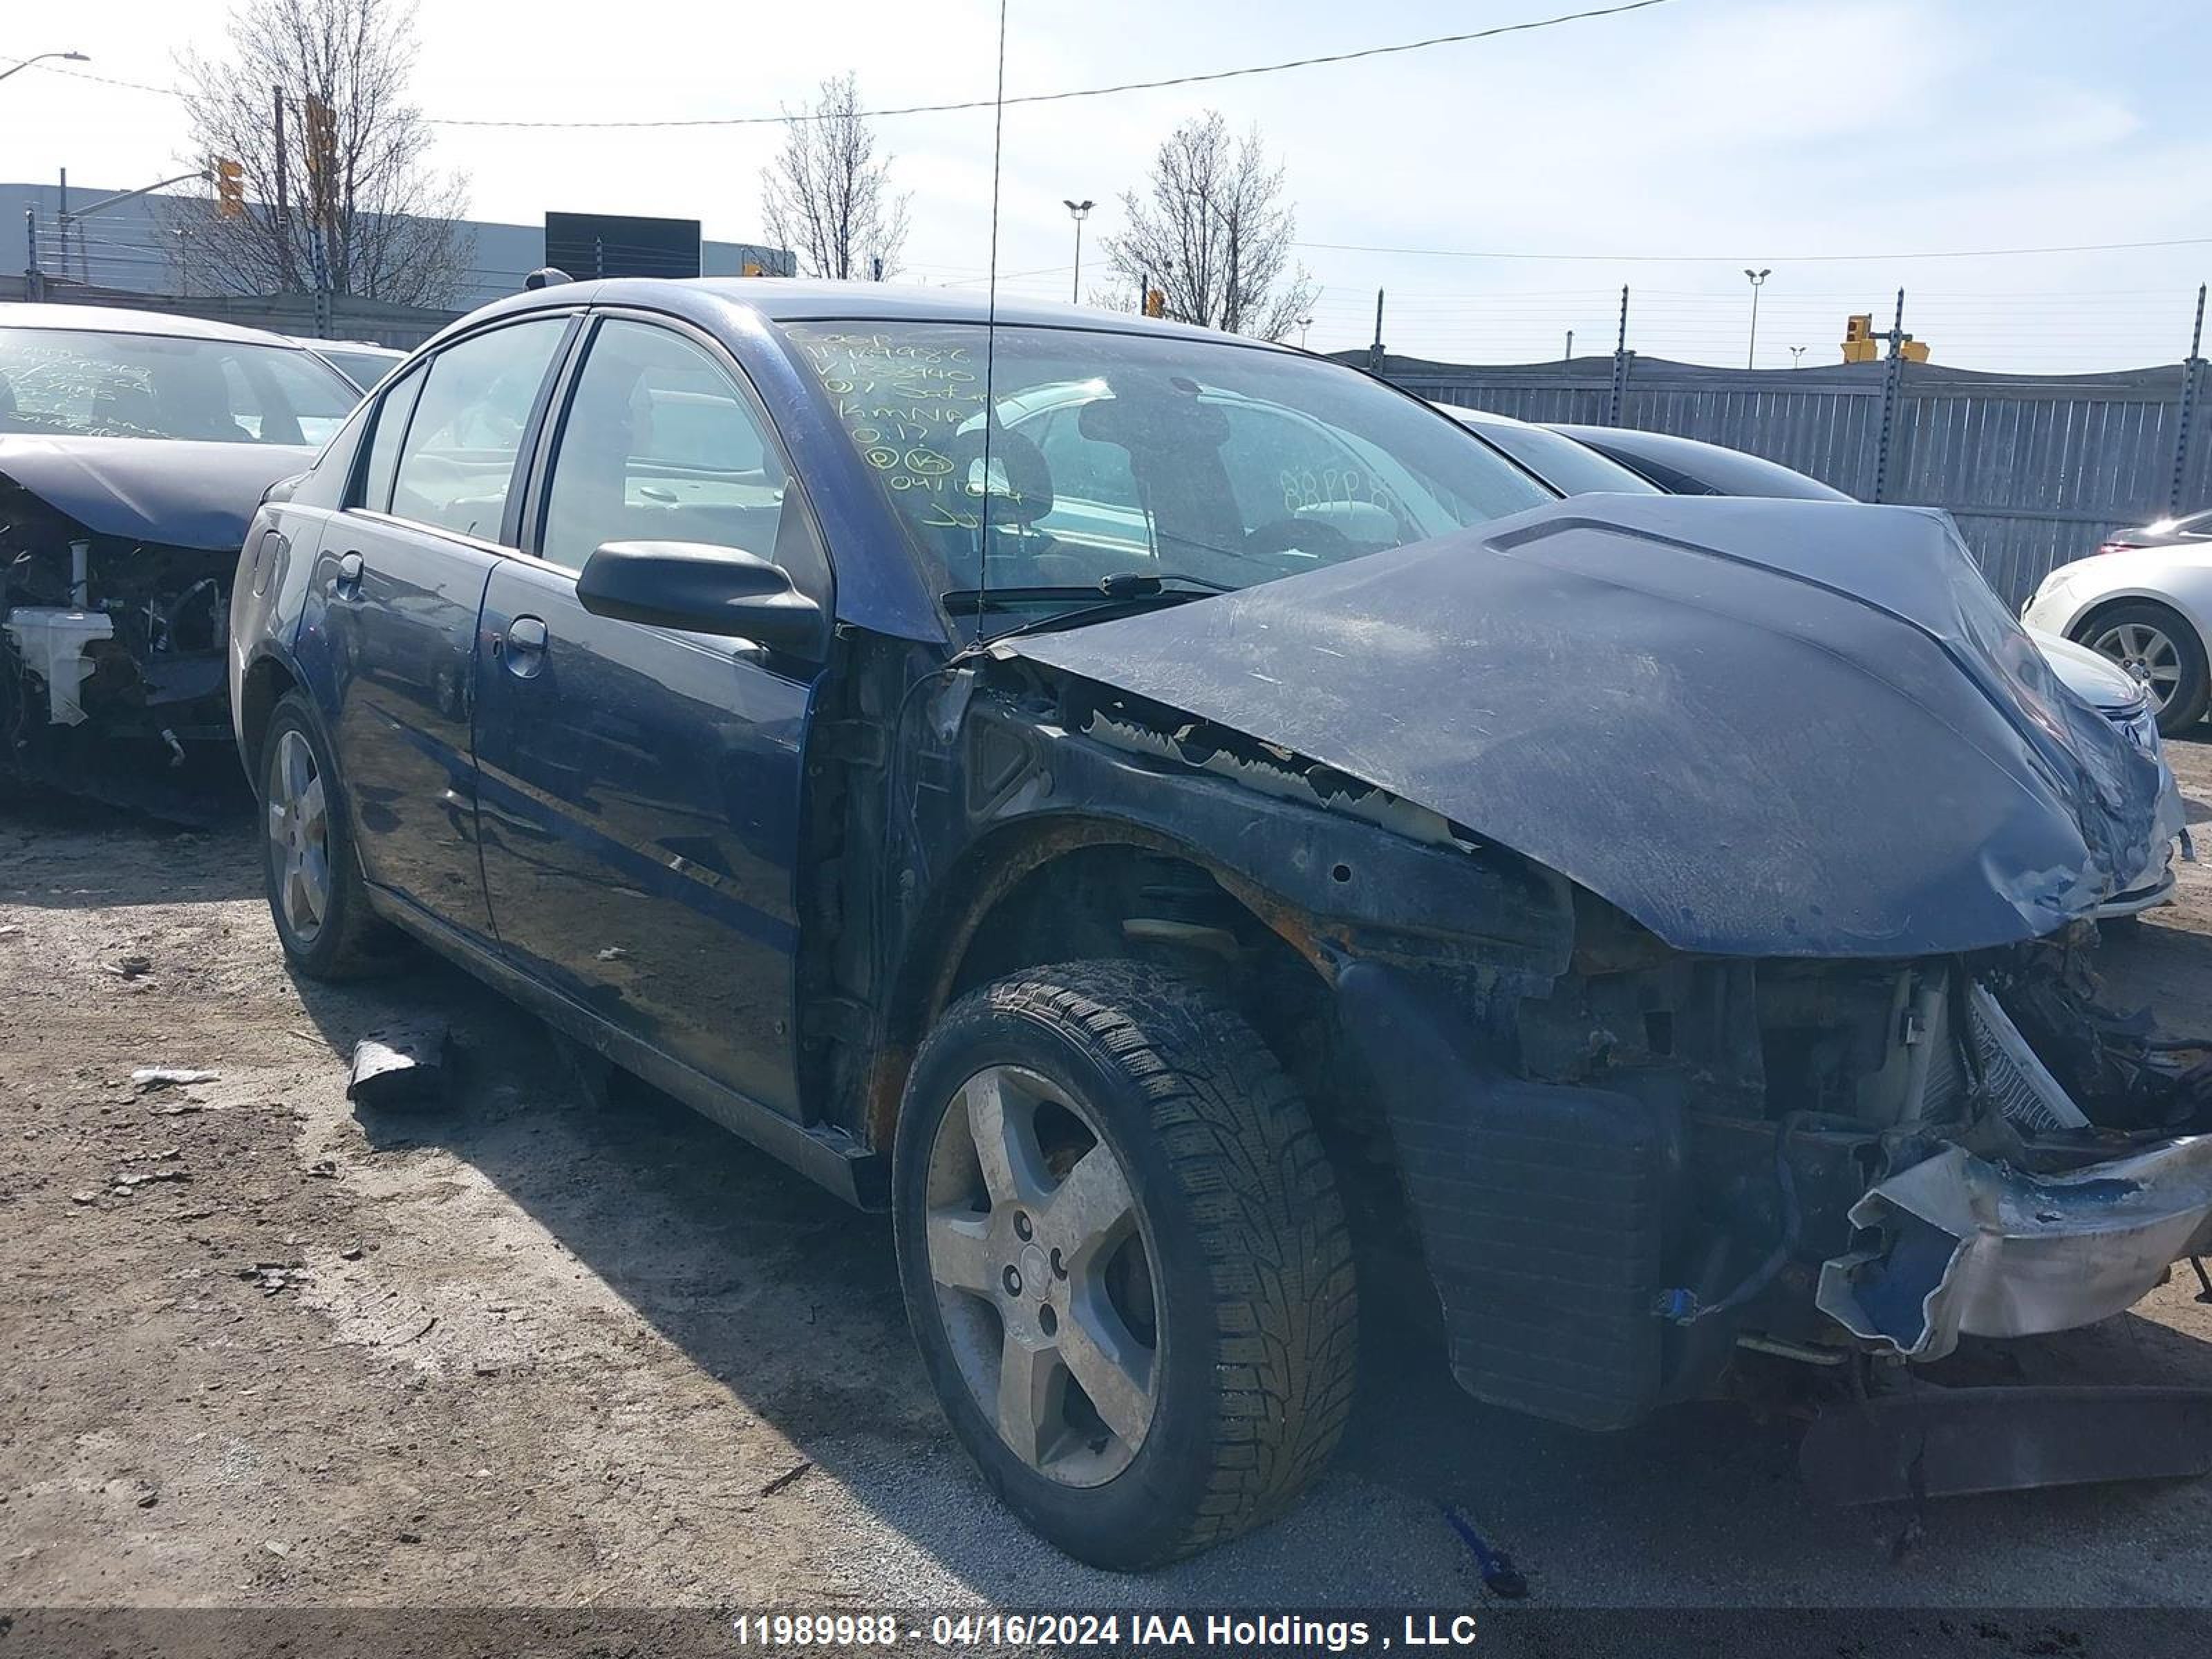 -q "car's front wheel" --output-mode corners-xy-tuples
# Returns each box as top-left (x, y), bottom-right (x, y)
(892, 961), (1358, 1569)
(2081, 600), (2211, 735)
(259, 691), (393, 979)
